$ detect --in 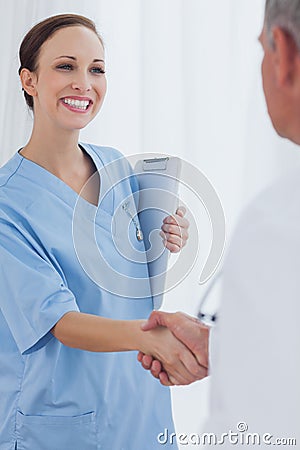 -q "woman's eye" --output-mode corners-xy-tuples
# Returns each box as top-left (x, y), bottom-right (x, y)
(57, 64), (73, 71)
(91, 67), (106, 74)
